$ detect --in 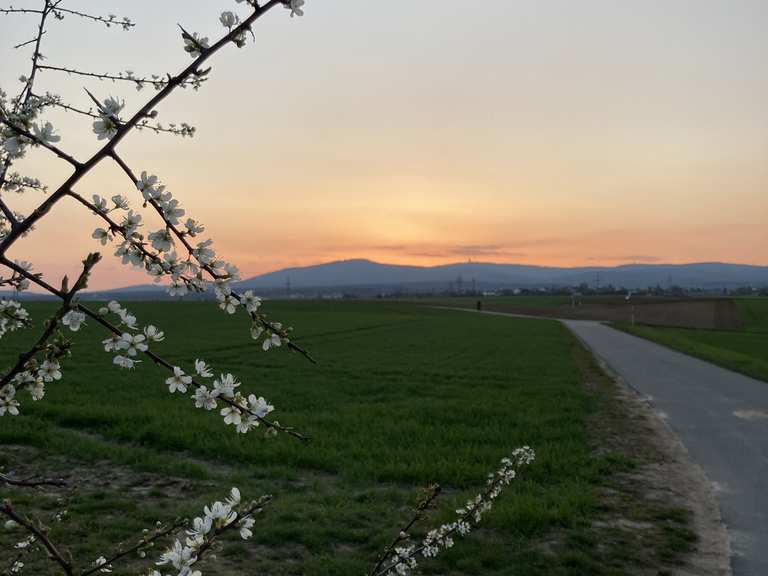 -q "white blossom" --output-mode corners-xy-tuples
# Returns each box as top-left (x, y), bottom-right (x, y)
(241, 290), (262, 313)
(203, 500), (236, 526)
(0, 385), (20, 416)
(62, 309), (86, 331)
(213, 373), (238, 399)
(220, 404), (242, 427)
(157, 539), (196, 573)
(183, 32), (210, 58)
(194, 359), (213, 378)
(32, 121), (61, 144)
(29, 378), (45, 401)
(2, 136), (23, 158)
(262, 332), (282, 351)
(136, 171), (159, 200)
(285, 0), (305, 17)
(226, 487), (241, 508)
(148, 229), (173, 252)
(160, 198), (185, 225)
(92, 194), (108, 213)
(101, 96), (124, 119)
(38, 359), (62, 382)
(168, 281), (188, 297)
(118, 332), (148, 356)
(239, 517), (255, 540)
(111, 195), (130, 210)
(185, 218), (205, 235)
(92, 227), (111, 245)
(93, 117), (118, 140)
(248, 394), (273, 420)
(220, 11), (239, 29)
(193, 386), (218, 410)
(94, 556), (112, 573)
(192, 239), (215, 263)
(166, 366), (192, 394)
(186, 515), (212, 540)
(144, 325), (165, 342)
(218, 293), (239, 314)
(113, 355), (139, 369)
